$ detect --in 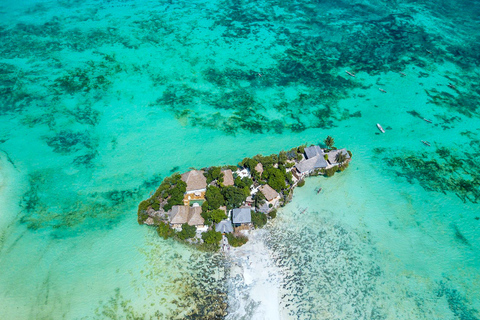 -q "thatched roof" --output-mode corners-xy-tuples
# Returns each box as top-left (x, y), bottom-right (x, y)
(187, 205), (204, 226)
(259, 184), (279, 201)
(295, 156), (328, 173)
(222, 169), (234, 186)
(215, 220), (233, 233)
(181, 170), (207, 192)
(169, 205), (189, 224)
(327, 148), (350, 165)
(169, 205), (204, 226)
(255, 162), (264, 175)
(232, 207), (251, 224)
